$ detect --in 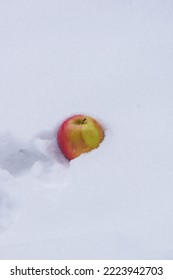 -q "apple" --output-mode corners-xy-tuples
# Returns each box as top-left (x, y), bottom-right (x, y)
(57, 114), (104, 160)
